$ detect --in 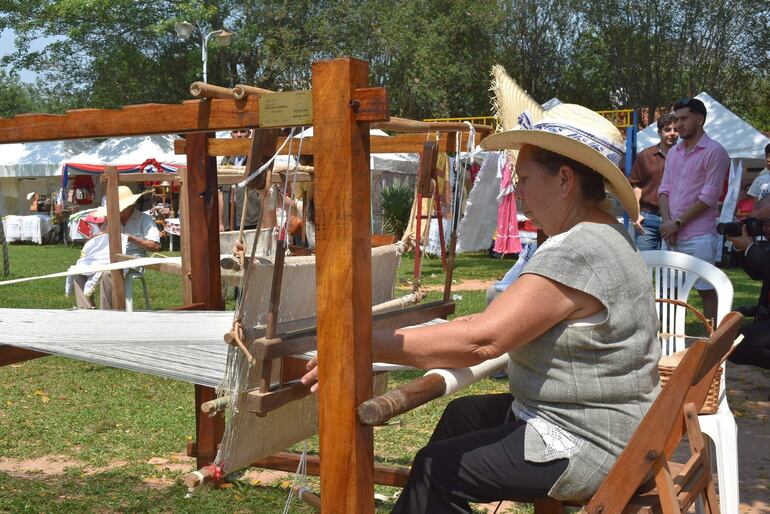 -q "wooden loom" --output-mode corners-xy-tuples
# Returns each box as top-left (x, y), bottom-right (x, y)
(0, 58), (494, 512)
